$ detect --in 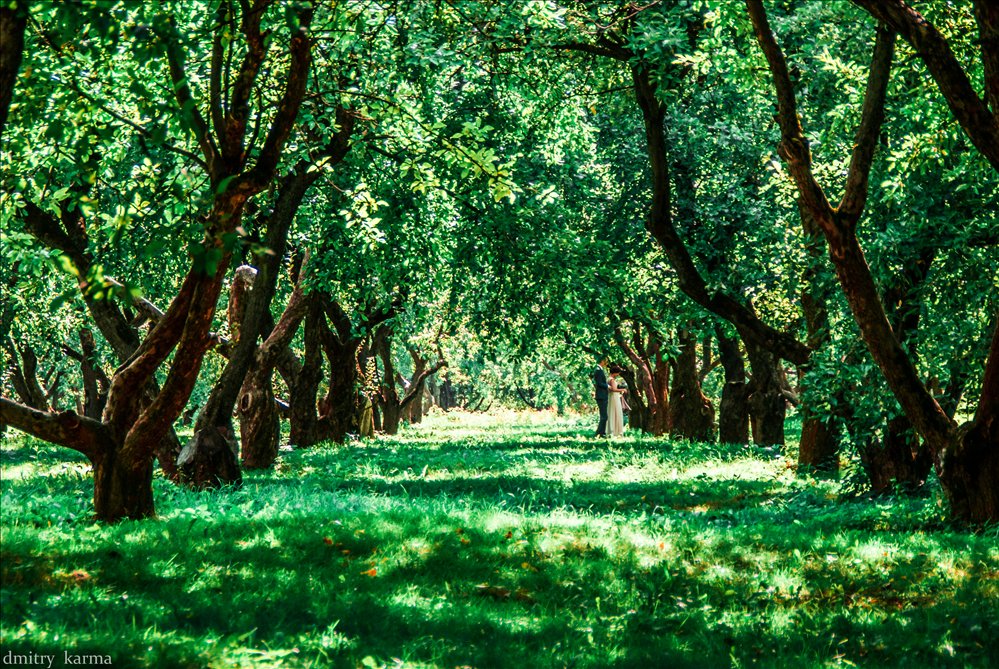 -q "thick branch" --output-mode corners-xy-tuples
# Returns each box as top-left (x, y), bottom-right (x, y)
(121, 258), (231, 459)
(851, 0), (999, 171)
(400, 351), (446, 412)
(839, 28), (897, 220)
(745, 0), (832, 224)
(0, 396), (106, 460)
(163, 20), (221, 180)
(748, 0), (955, 451)
(614, 325), (656, 410)
(240, 4), (315, 190)
(257, 253), (311, 370)
(209, 1), (228, 142)
(549, 41), (629, 60)
(632, 64), (811, 365)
